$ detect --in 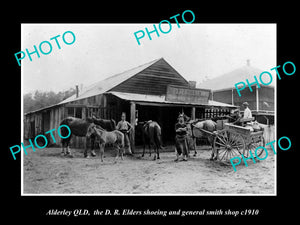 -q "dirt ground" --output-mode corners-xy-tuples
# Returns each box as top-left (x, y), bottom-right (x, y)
(23, 145), (275, 195)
